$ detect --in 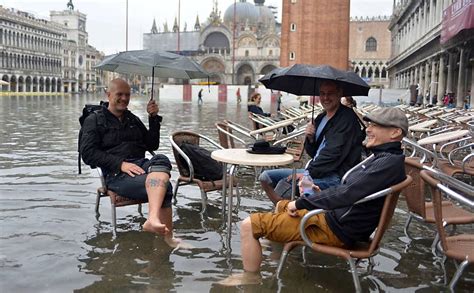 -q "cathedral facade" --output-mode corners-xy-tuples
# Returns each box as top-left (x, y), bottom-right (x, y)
(143, 0), (280, 85)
